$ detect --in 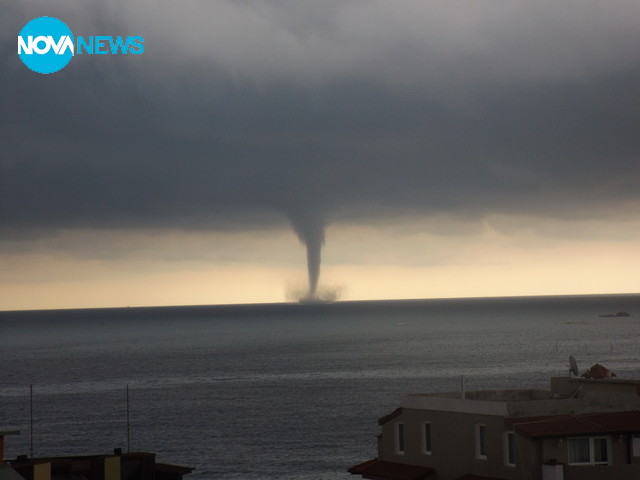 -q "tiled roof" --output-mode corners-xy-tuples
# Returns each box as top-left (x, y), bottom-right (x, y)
(378, 407), (403, 426)
(507, 410), (640, 438)
(348, 458), (435, 480)
(581, 363), (616, 379)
